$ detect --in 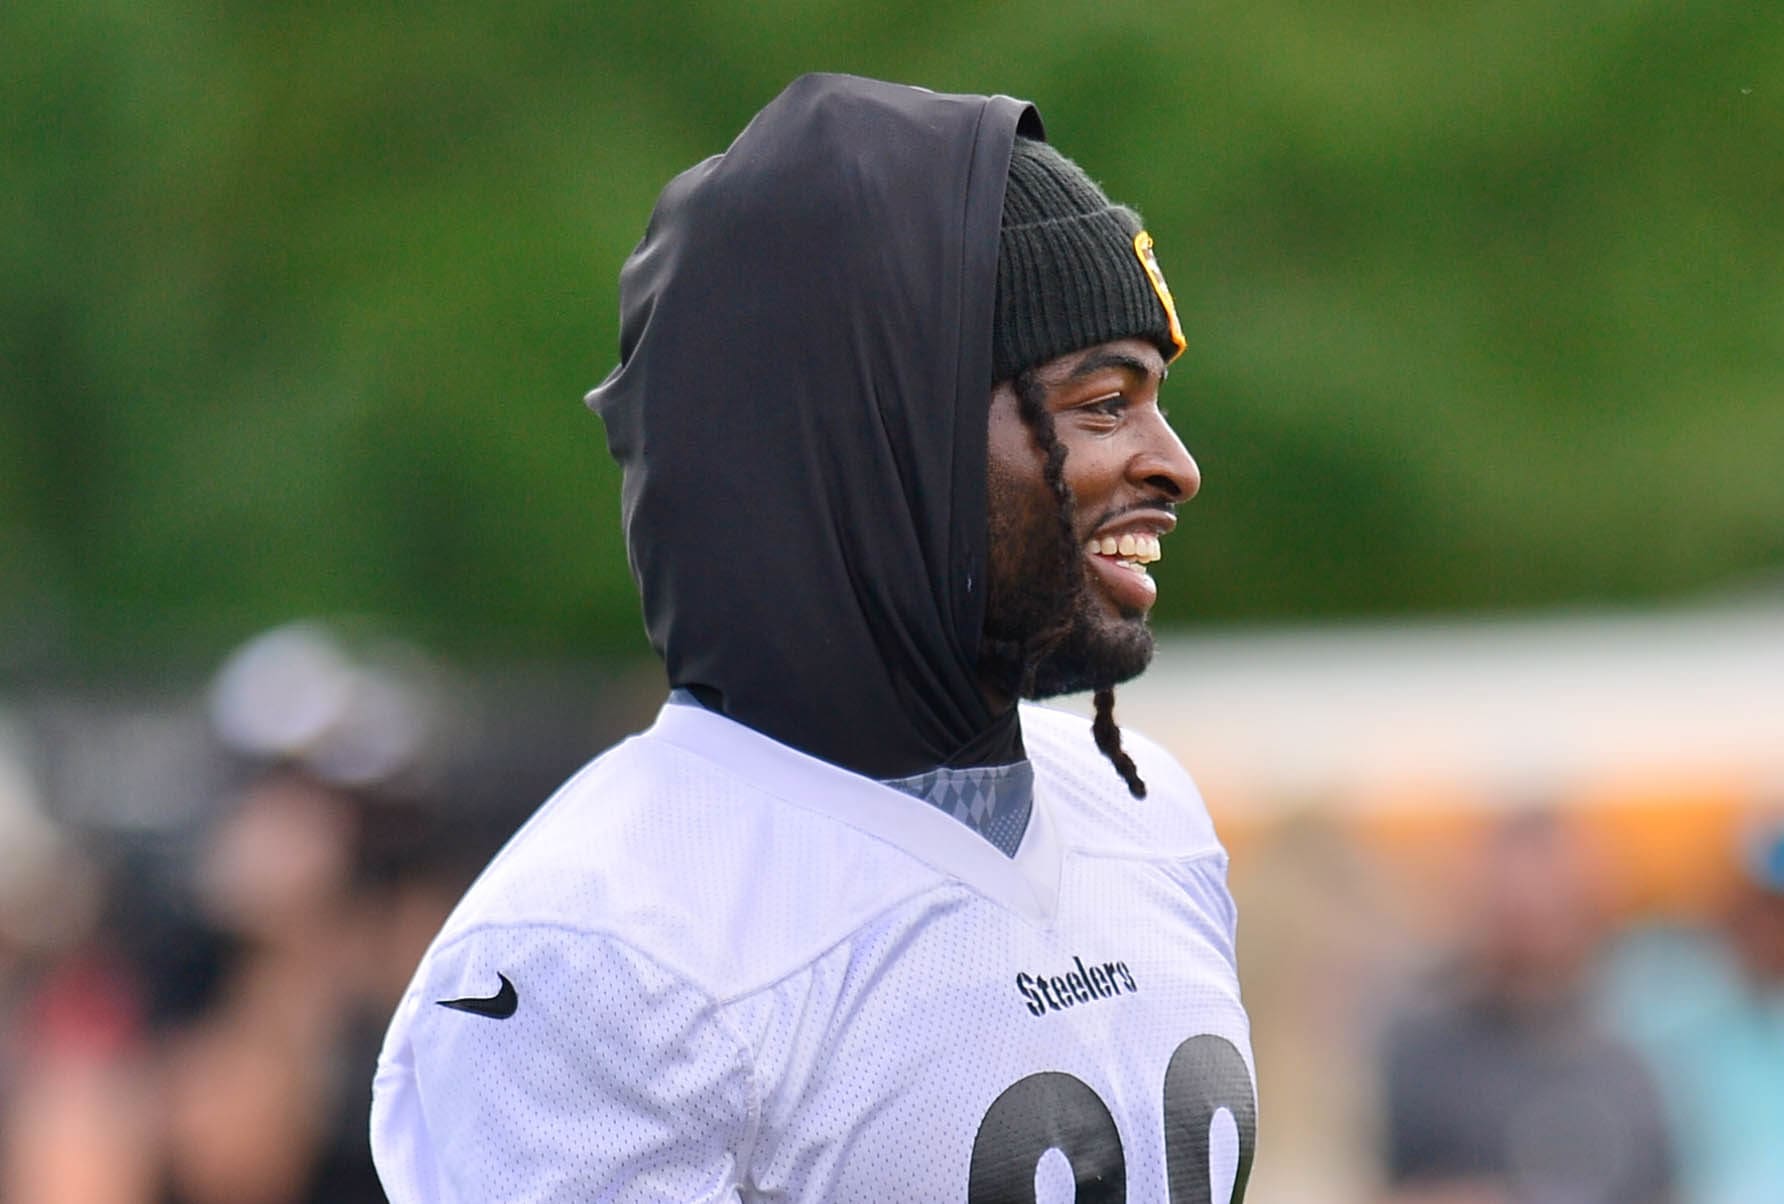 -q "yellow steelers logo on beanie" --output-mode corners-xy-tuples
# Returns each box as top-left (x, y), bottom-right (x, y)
(1132, 231), (1185, 364)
